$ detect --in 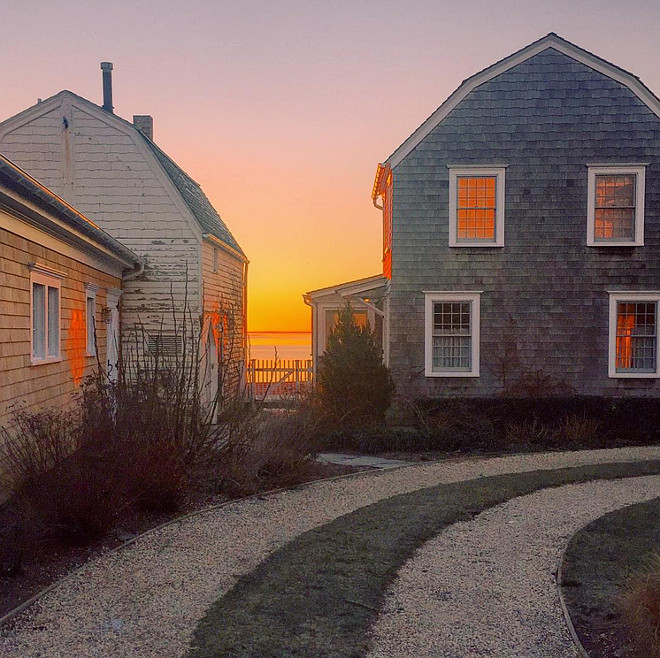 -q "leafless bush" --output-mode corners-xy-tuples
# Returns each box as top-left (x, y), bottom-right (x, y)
(507, 369), (575, 397)
(504, 418), (556, 447)
(619, 553), (660, 657)
(557, 414), (600, 446)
